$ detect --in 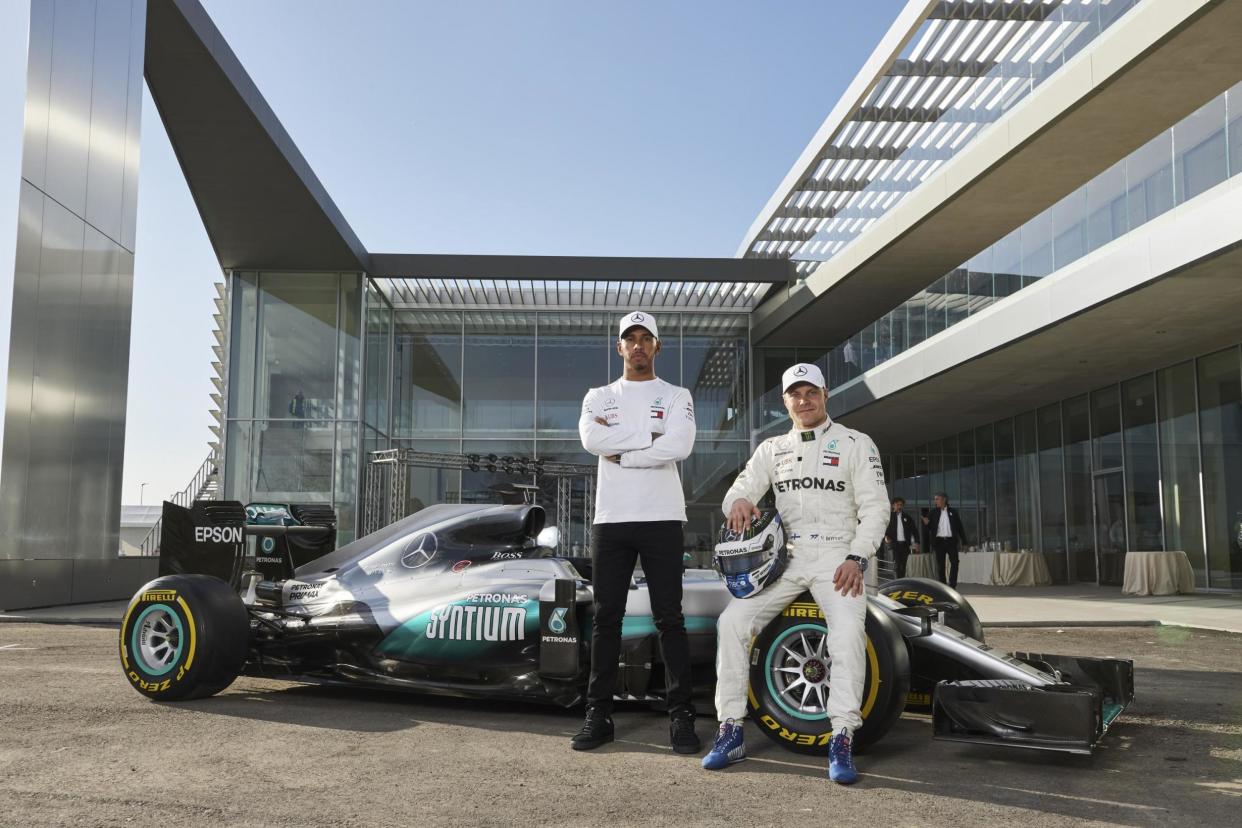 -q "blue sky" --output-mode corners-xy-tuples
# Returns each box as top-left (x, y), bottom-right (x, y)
(0, 0), (905, 505)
